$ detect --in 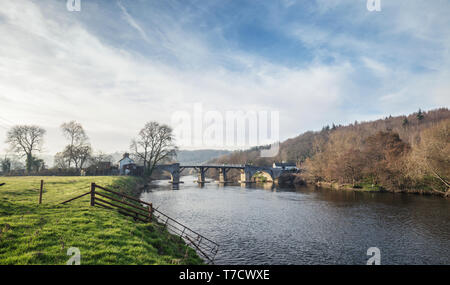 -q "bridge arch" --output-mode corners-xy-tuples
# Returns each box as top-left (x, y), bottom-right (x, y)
(252, 170), (274, 182)
(159, 169), (176, 181)
(154, 163), (181, 184)
(240, 165), (283, 183)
